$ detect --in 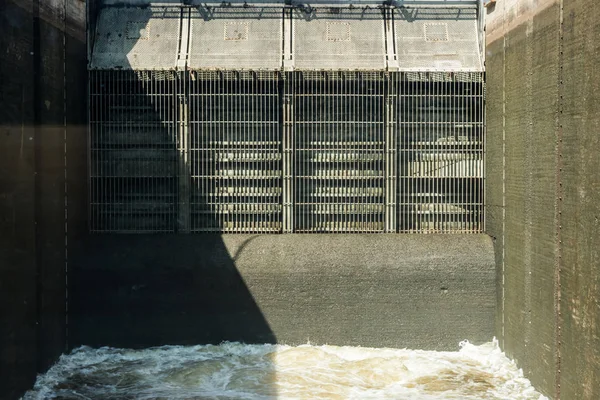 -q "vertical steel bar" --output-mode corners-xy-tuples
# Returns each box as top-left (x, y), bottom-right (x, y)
(283, 73), (293, 232)
(178, 71), (190, 233)
(481, 73), (485, 232)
